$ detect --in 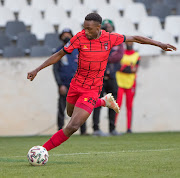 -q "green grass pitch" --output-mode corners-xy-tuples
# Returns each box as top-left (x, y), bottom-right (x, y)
(0, 132), (180, 178)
